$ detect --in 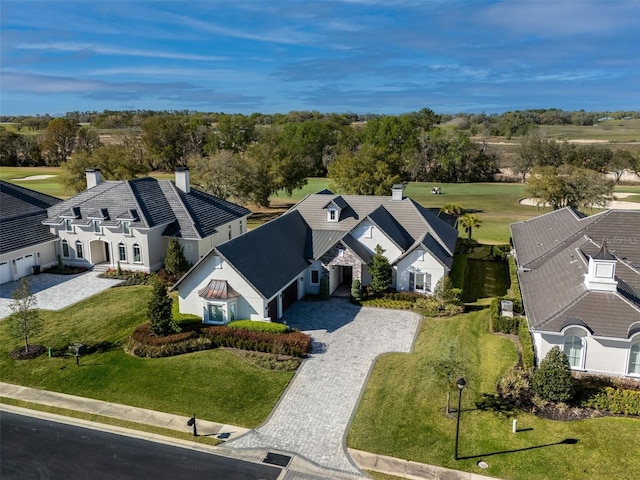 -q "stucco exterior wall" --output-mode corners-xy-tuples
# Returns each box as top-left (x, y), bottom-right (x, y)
(351, 220), (402, 262)
(0, 240), (58, 284)
(178, 255), (266, 321)
(192, 217), (248, 262)
(534, 330), (640, 378)
(396, 249), (446, 293)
